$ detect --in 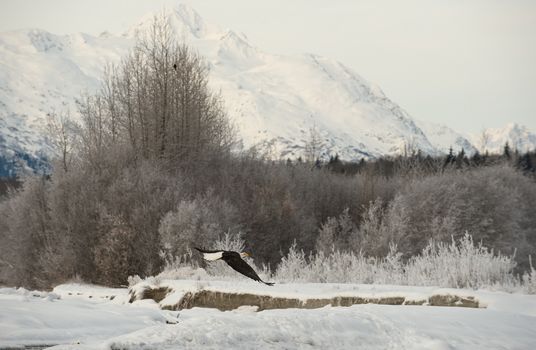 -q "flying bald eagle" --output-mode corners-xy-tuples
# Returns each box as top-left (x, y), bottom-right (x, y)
(195, 247), (275, 286)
